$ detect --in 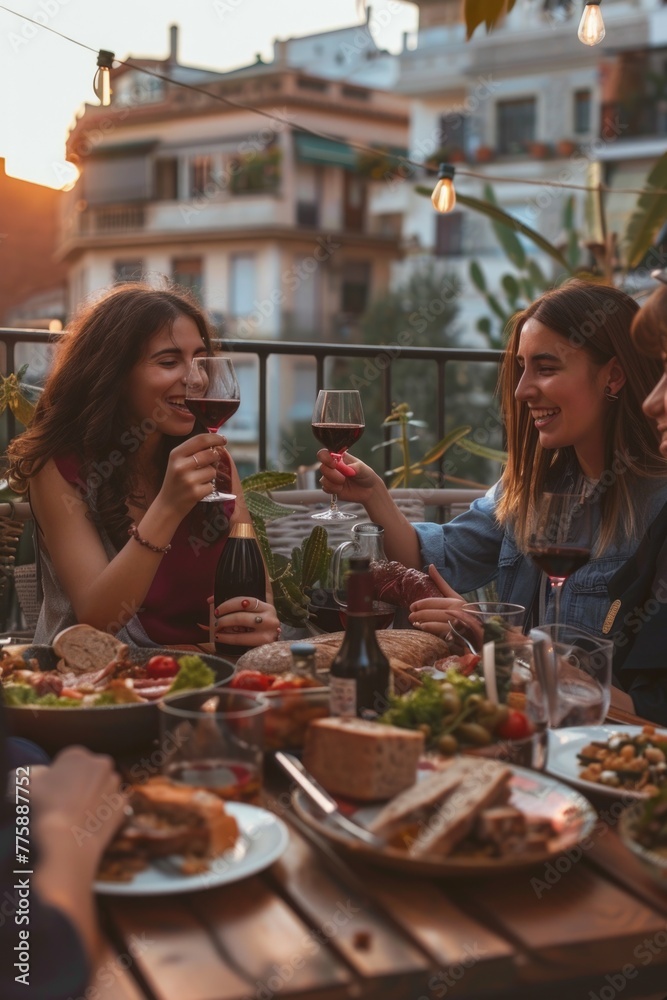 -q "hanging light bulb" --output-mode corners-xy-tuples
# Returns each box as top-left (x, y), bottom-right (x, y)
(431, 164), (456, 214)
(577, 1), (605, 46)
(94, 50), (115, 106)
